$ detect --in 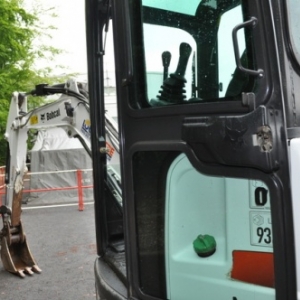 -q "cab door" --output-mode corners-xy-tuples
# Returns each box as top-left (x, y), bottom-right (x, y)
(87, 0), (297, 299)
